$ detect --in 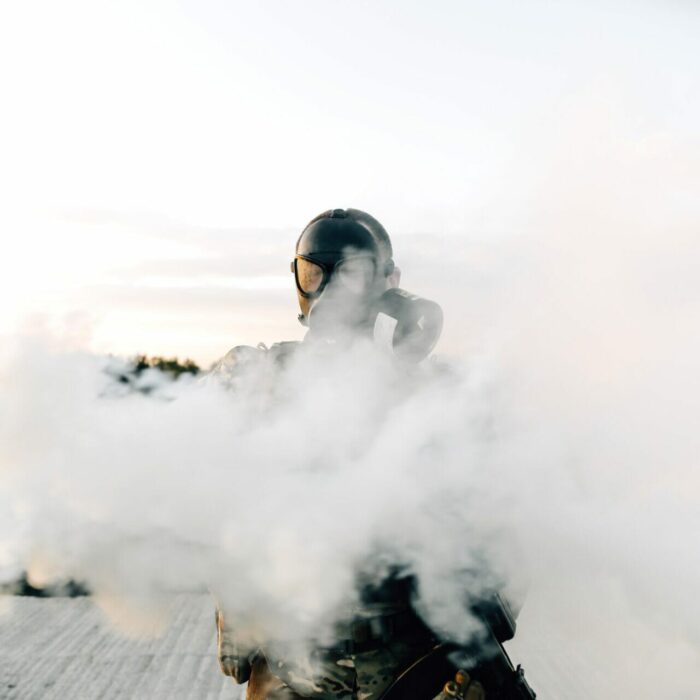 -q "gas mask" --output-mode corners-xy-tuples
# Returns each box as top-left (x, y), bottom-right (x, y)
(293, 209), (443, 362)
